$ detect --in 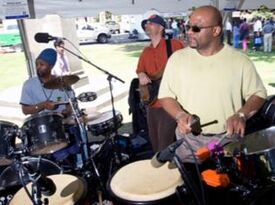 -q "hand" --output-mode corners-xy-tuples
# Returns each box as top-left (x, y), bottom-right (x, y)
(42, 101), (57, 110)
(138, 72), (151, 85)
(176, 112), (193, 135)
(226, 113), (246, 137)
